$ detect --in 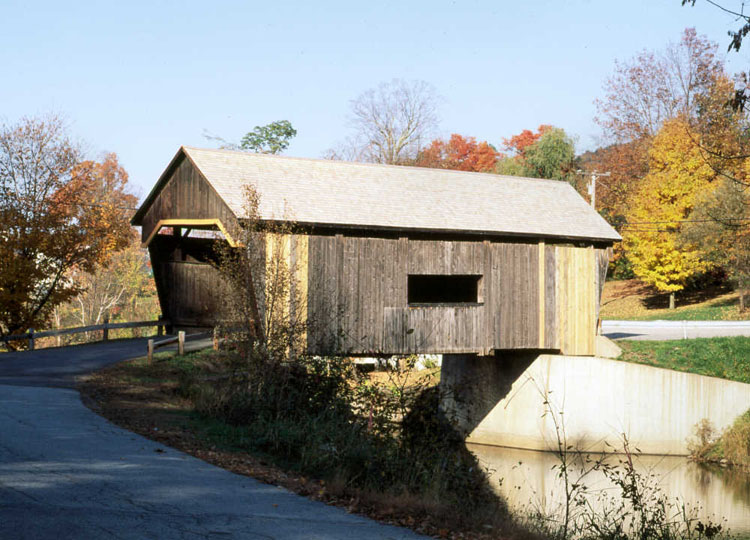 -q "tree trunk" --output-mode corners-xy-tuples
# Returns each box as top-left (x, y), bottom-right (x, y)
(669, 292), (675, 310)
